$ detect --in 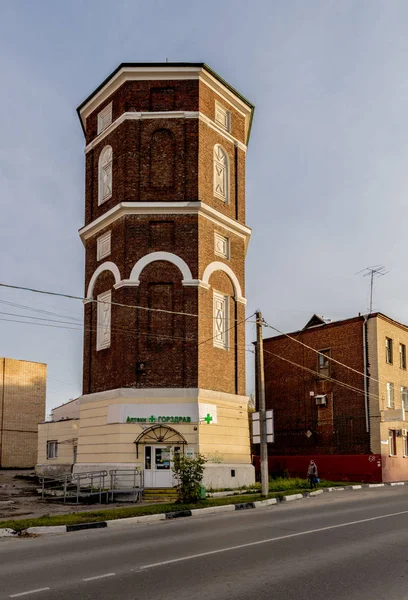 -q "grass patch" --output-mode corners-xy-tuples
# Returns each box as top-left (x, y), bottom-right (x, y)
(0, 489), (310, 532)
(209, 479), (352, 494)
